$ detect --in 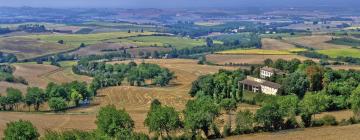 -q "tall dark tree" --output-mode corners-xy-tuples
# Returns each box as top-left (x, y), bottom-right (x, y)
(96, 105), (134, 137)
(25, 87), (46, 111)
